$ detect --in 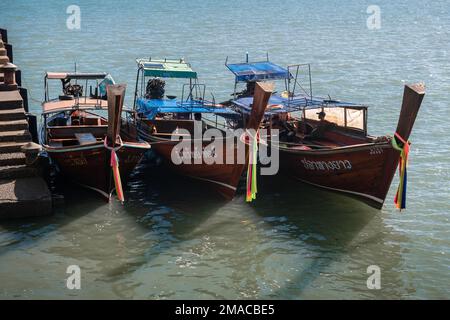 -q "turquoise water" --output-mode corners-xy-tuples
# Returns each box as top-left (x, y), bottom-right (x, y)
(0, 0), (449, 299)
